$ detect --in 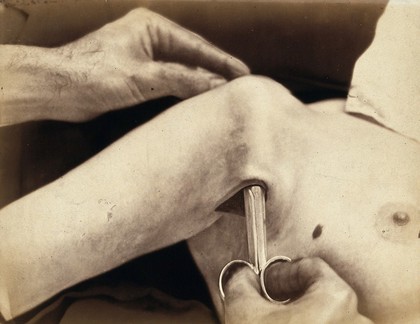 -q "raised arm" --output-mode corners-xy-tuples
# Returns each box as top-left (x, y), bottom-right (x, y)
(0, 76), (296, 320)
